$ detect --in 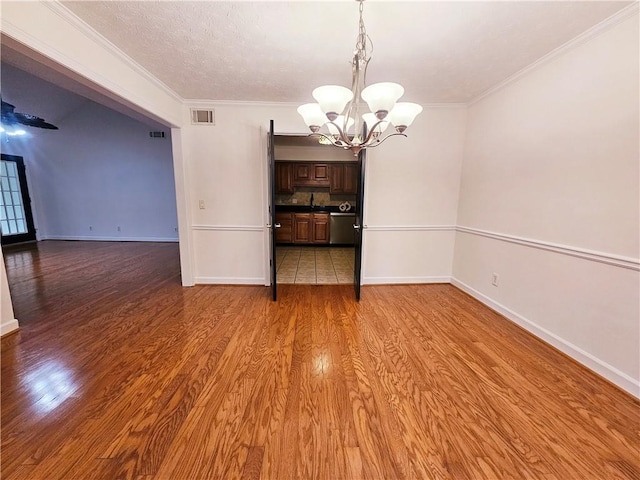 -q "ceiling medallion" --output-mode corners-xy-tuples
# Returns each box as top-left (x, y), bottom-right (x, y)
(298, 0), (423, 156)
